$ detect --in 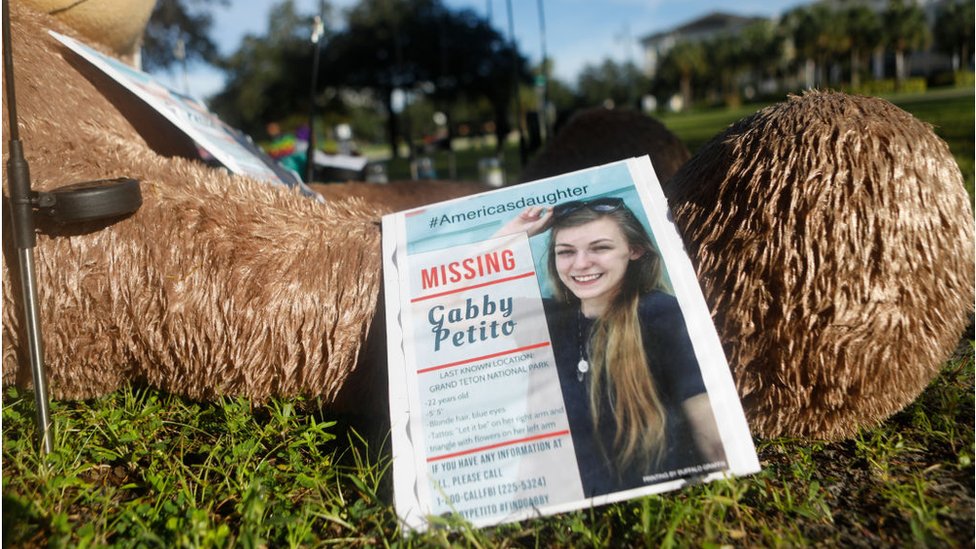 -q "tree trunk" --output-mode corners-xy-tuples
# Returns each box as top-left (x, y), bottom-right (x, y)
(384, 89), (401, 159)
(680, 75), (692, 110)
(895, 50), (906, 84)
(851, 49), (861, 89)
(491, 96), (511, 154)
